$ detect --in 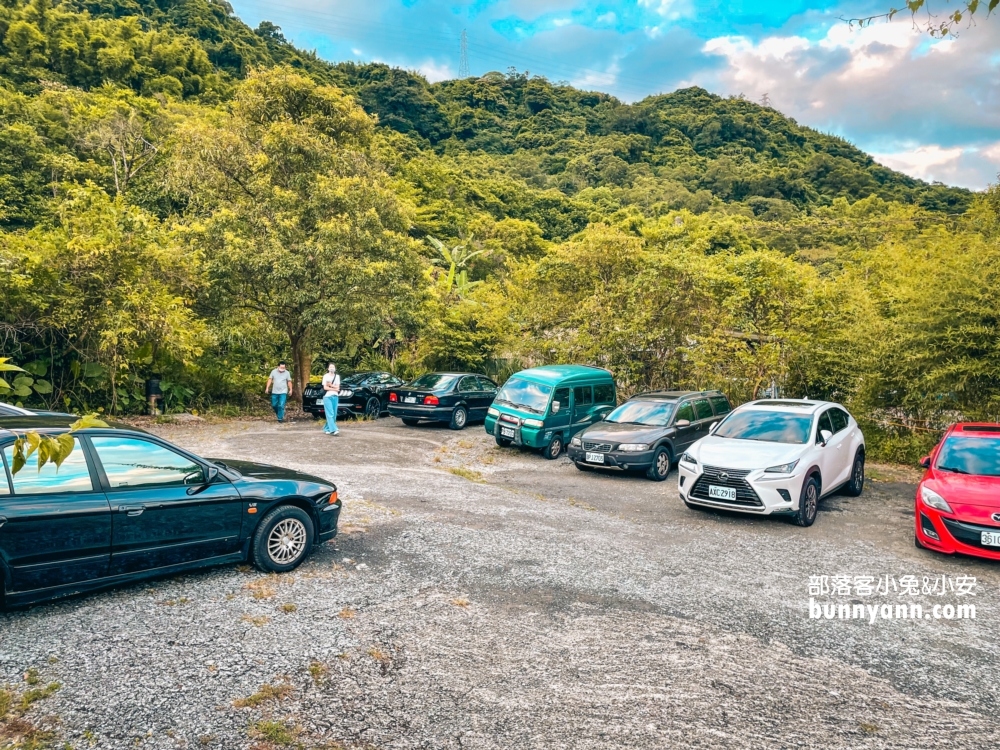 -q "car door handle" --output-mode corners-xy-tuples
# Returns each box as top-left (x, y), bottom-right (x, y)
(119, 504), (146, 516)
(0, 516), (6, 529)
